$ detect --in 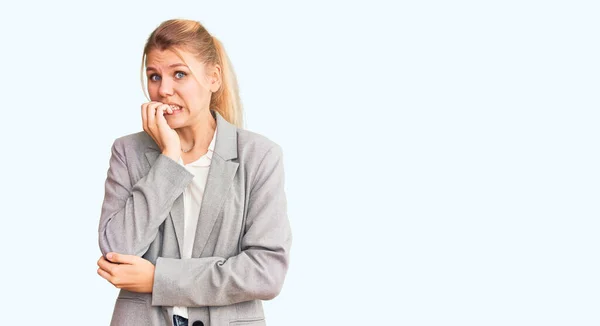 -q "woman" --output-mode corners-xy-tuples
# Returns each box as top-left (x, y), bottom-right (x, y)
(96, 19), (292, 326)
